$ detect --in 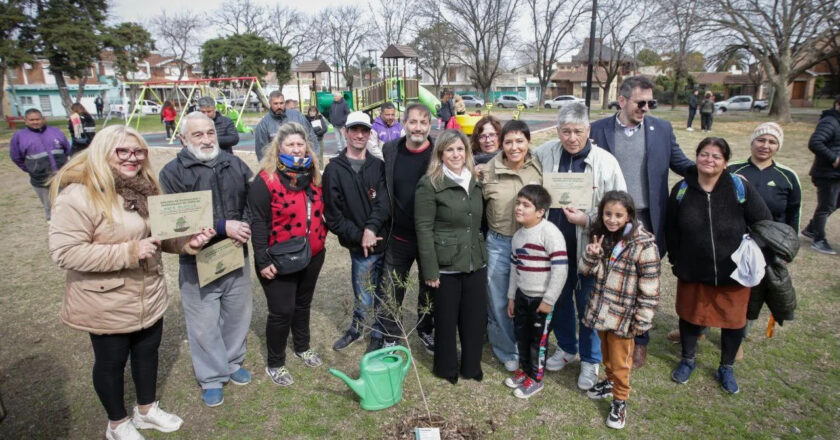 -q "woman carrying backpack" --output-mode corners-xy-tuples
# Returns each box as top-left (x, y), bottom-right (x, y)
(666, 137), (770, 395)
